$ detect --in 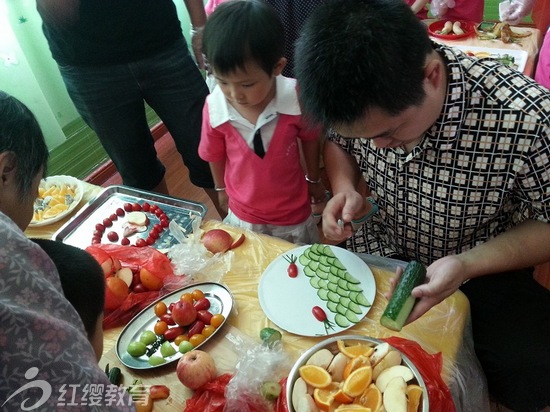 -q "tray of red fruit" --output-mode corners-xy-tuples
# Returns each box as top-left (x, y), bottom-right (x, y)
(53, 185), (206, 250)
